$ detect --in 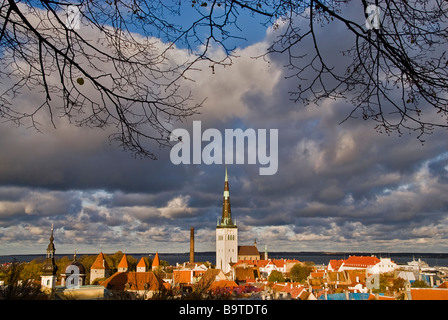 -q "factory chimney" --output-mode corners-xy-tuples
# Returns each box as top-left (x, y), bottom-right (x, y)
(190, 227), (195, 263)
